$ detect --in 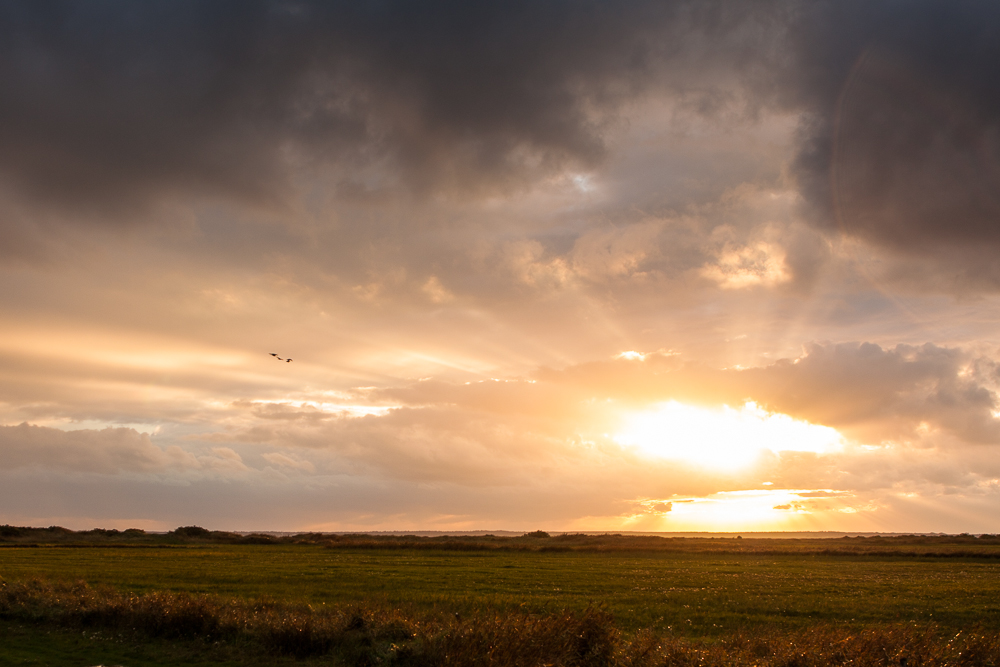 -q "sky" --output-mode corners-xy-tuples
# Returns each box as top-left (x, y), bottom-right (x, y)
(2, 0), (1000, 533)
